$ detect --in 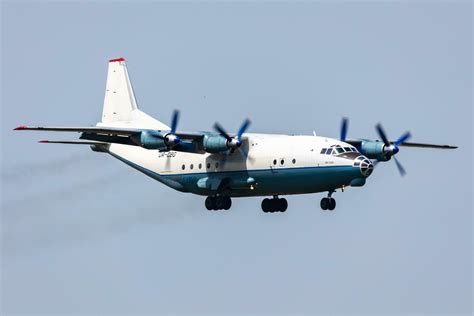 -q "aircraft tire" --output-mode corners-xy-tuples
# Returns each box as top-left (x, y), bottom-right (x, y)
(328, 198), (336, 211)
(223, 197), (232, 210)
(261, 198), (270, 213)
(205, 196), (216, 211)
(279, 198), (288, 212)
(320, 197), (329, 210)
